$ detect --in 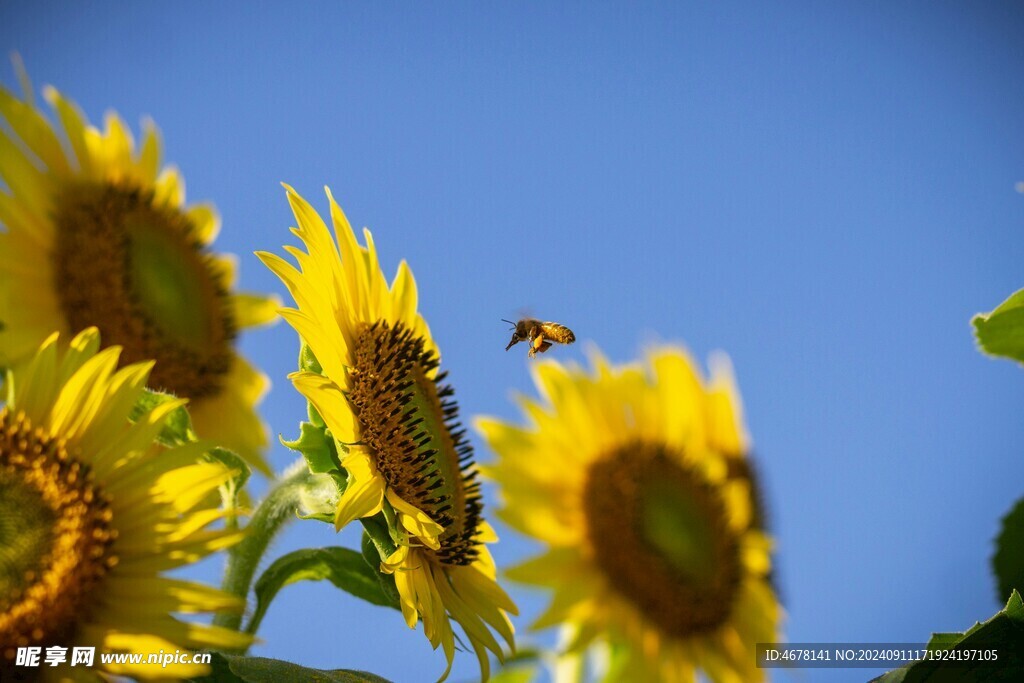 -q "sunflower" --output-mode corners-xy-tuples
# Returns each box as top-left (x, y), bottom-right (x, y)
(0, 72), (277, 475)
(257, 186), (516, 679)
(476, 348), (780, 683)
(0, 328), (250, 681)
